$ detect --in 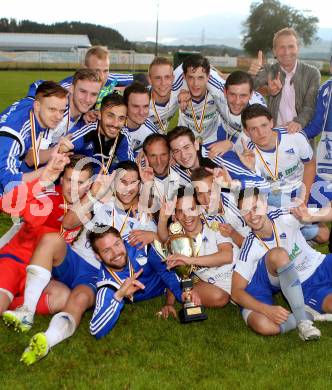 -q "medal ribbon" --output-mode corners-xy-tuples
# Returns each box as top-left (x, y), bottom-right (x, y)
(189, 92), (208, 134)
(107, 259), (135, 302)
(119, 205), (133, 235)
(255, 136), (279, 181)
(254, 220), (280, 251)
(98, 129), (119, 174)
(151, 98), (166, 133)
(30, 111), (44, 171)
